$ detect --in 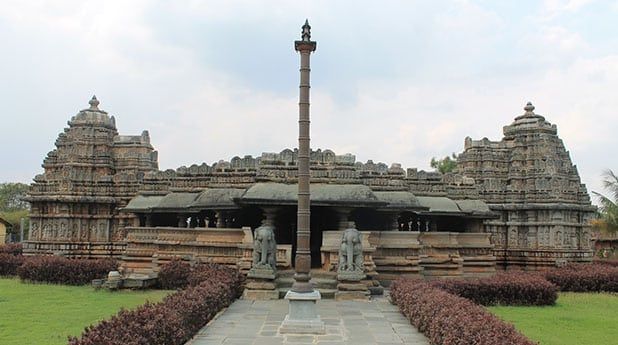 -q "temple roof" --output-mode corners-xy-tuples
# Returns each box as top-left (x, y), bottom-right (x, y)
(239, 183), (384, 207)
(374, 191), (424, 210)
(122, 184), (494, 218)
(191, 188), (245, 210)
(157, 192), (200, 211)
(416, 196), (461, 214)
(124, 195), (165, 212)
